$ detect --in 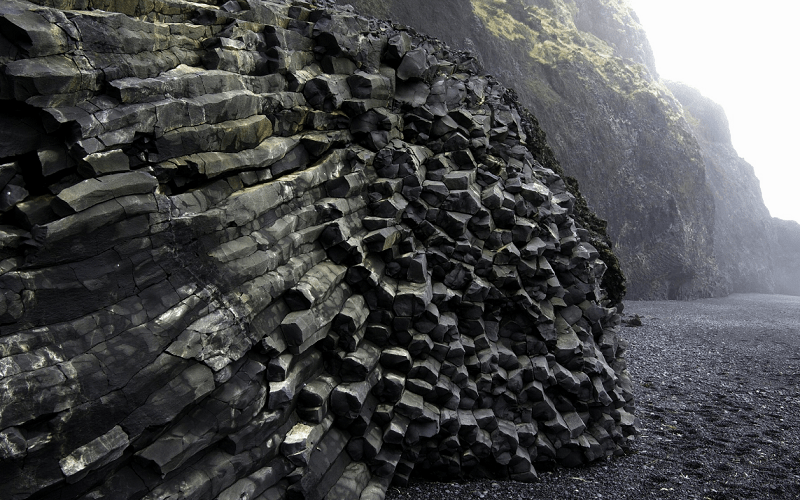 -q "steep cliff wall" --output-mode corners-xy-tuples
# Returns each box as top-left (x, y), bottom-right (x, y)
(0, 0), (635, 498)
(666, 81), (778, 294)
(346, 0), (800, 299)
(772, 218), (800, 296)
(348, 0), (722, 299)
